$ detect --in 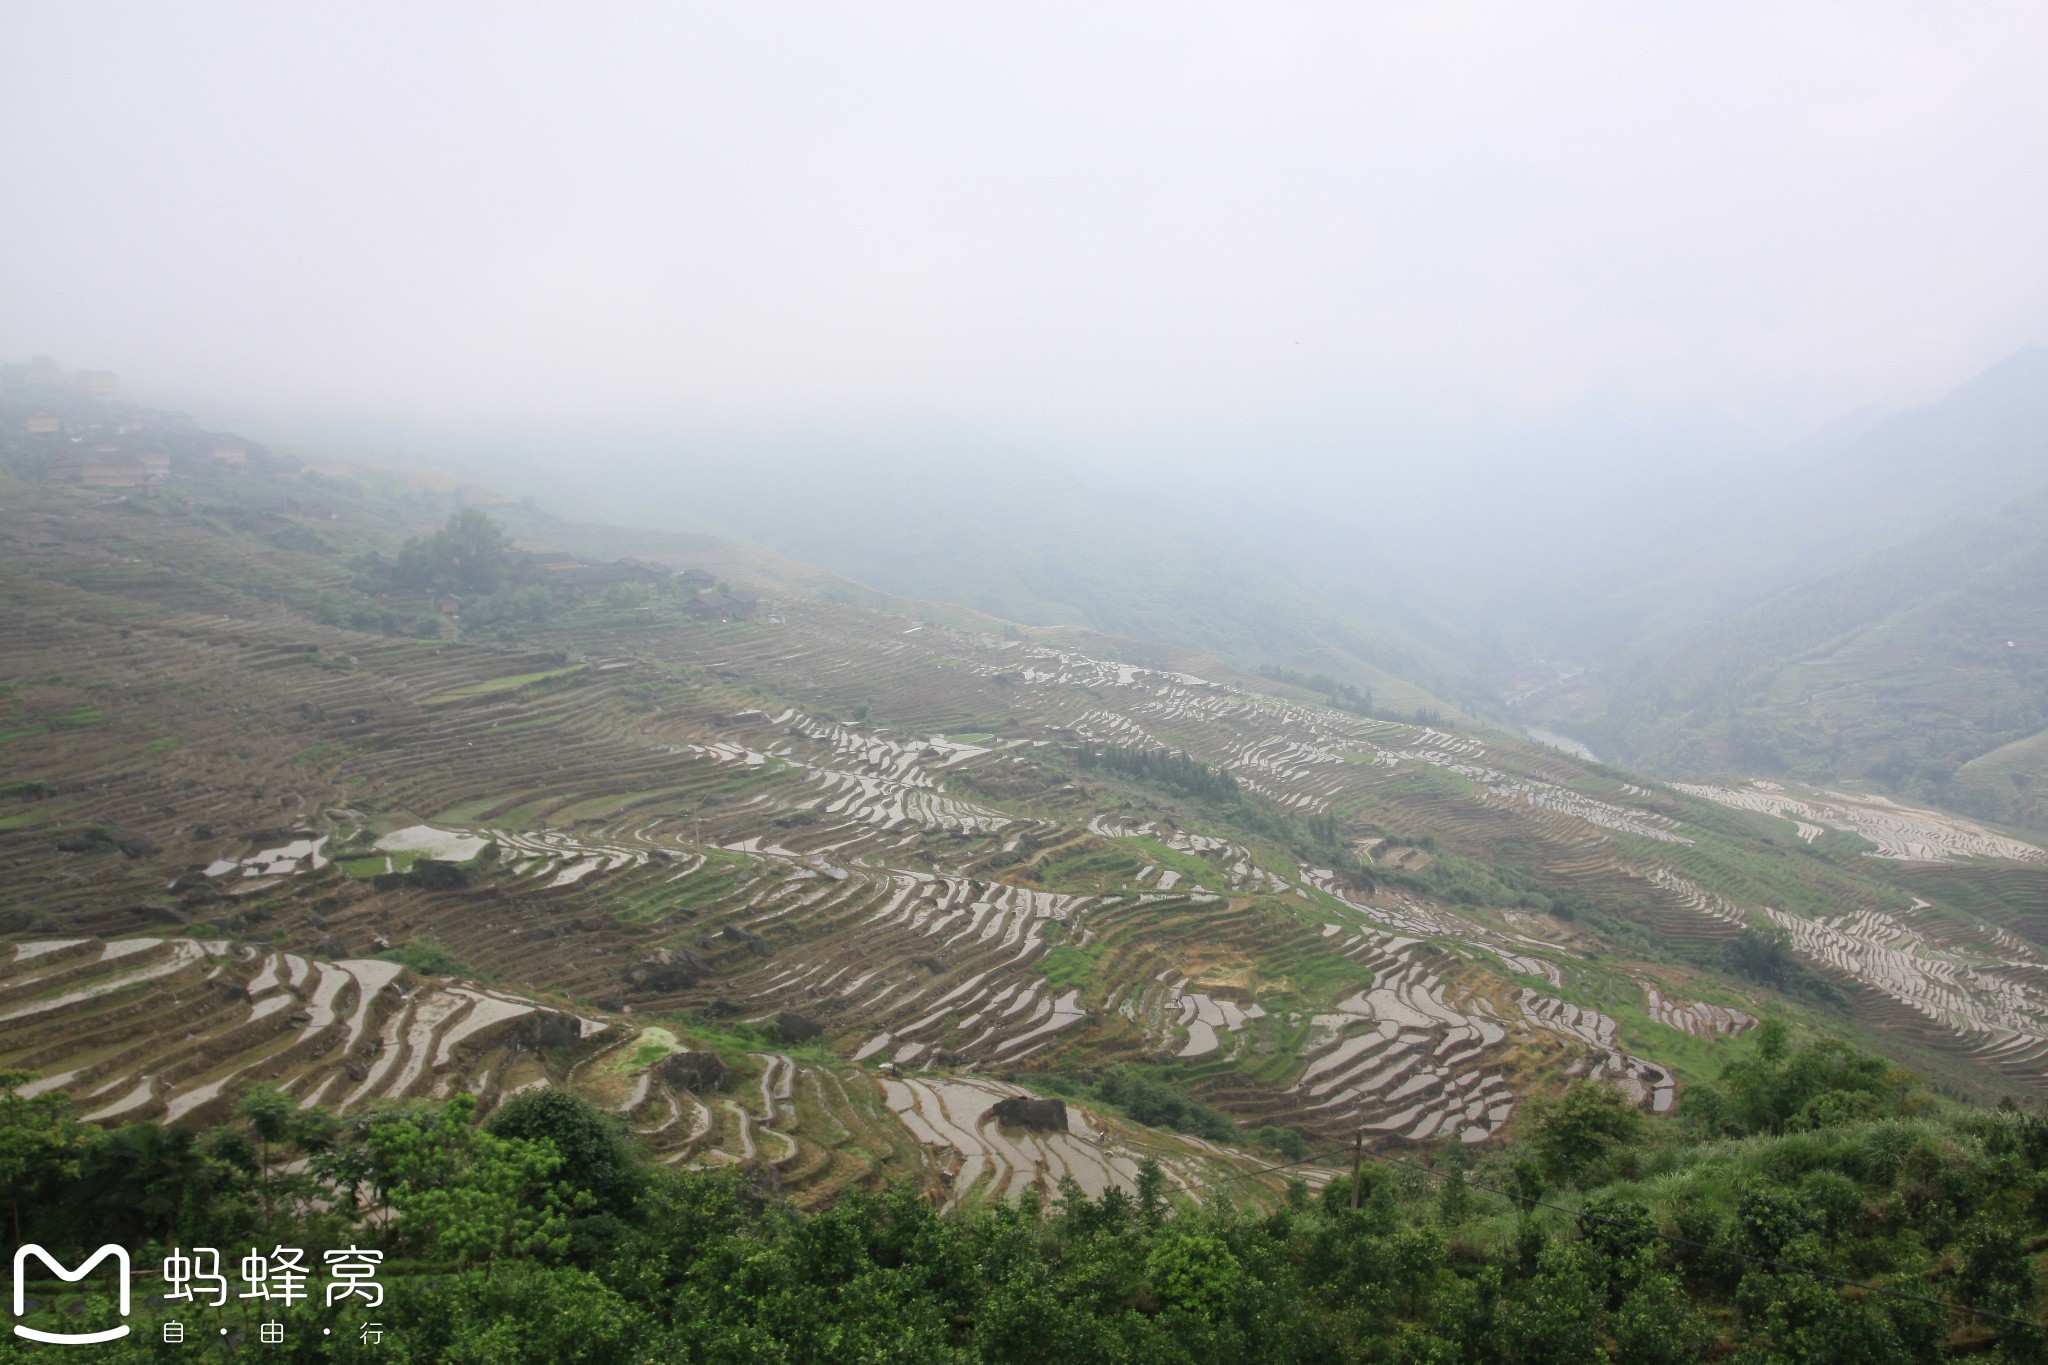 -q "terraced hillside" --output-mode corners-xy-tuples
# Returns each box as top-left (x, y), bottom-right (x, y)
(3, 446), (2046, 1211)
